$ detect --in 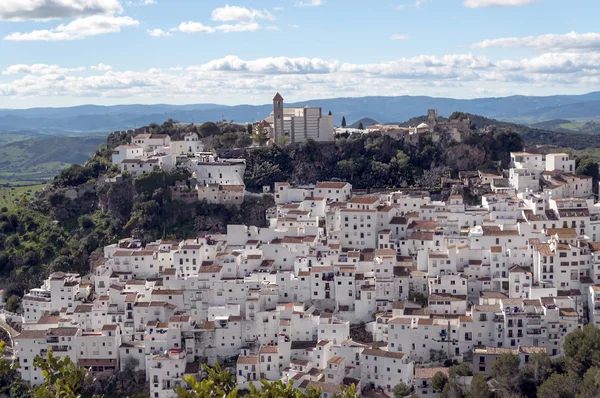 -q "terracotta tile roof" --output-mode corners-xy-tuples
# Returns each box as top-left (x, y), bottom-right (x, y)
(151, 289), (183, 295)
(362, 348), (405, 359)
(74, 304), (93, 313)
(546, 228), (578, 238)
(102, 324), (118, 331)
(409, 232), (434, 241)
(388, 317), (412, 325)
(408, 220), (437, 230)
(316, 182), (349, 189)
(348, 197), (379, 204)
(390, 216), (408, 225)
(237, 356), (259, 365)
(259, 345), (279, 354)
(327, 356), (344, 364)
(415, 367), (450, 379)
(481, 226), (519, 236)
(199, 265), (223, 273)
